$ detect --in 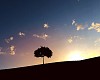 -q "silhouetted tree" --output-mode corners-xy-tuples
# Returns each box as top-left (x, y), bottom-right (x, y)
(34, 46), (53, 64)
